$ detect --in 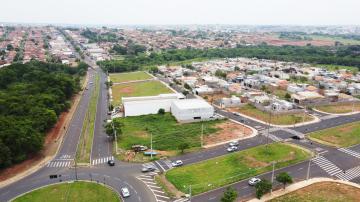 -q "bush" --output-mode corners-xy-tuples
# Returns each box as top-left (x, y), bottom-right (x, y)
(158, 108), (165, 115)
(255, 179), (272, 199)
